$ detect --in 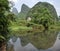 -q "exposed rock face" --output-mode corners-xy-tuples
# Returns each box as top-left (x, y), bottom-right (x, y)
(12, 7), (18, 15)
(21, 4), (30, 14)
